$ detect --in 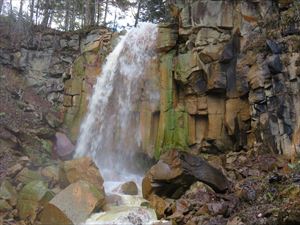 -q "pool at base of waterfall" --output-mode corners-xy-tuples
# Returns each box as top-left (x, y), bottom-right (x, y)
(84, 180), (170, 225)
